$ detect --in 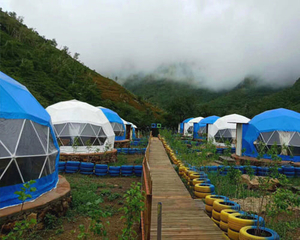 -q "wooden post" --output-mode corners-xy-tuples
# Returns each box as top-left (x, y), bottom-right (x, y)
(157, 202), (162, 240)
